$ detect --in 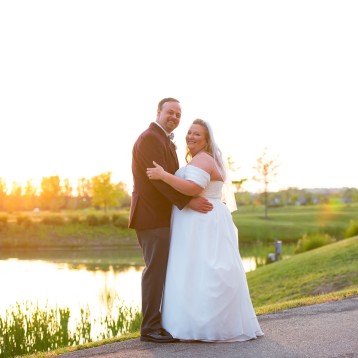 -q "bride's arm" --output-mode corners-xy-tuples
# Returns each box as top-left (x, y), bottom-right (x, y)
(147, 161), (203, 196)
